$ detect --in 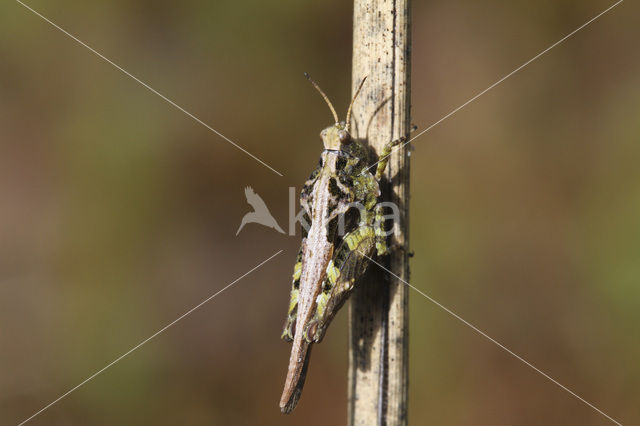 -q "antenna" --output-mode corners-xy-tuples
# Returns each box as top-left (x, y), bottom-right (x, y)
(304, 72), (339, 124)
(345, 76), (367, 132)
